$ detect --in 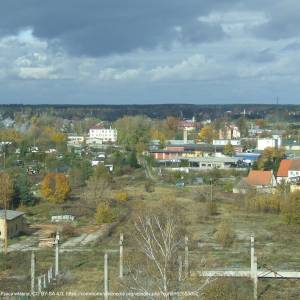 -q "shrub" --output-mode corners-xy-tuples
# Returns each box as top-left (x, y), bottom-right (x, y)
(282, 191), (300, 224)
(215, 219), (235, 248)
(198, 201), (218, 222)
(115, 191), (129, 202)
(144, 180), (155, 193)
(95, 203), (117, 224)
(246, 194), (281, 214)
(206, 201), (218, 216)
(61, 224), (76, 238)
